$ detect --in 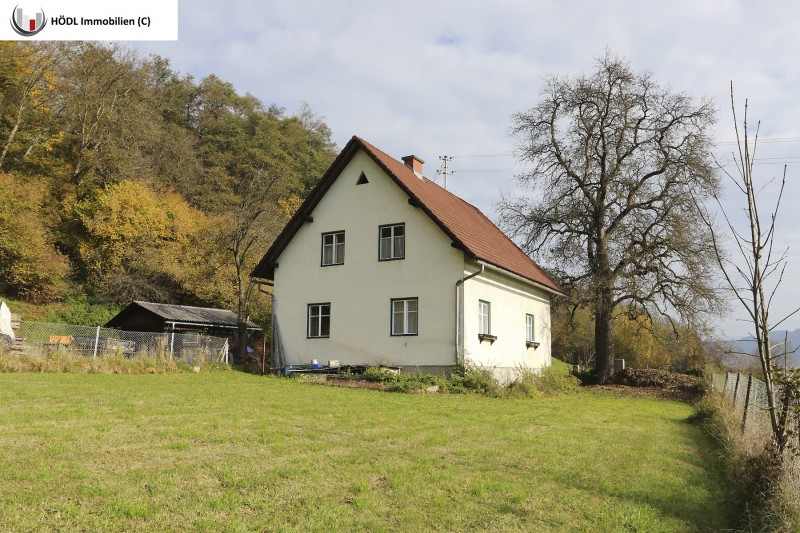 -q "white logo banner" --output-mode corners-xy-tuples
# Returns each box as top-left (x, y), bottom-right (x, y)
(3, 1), (178, 40)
